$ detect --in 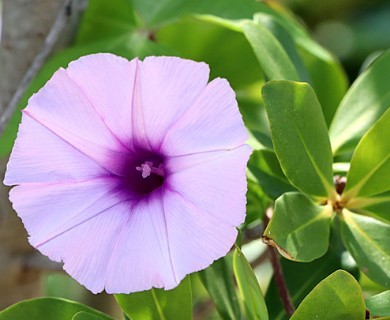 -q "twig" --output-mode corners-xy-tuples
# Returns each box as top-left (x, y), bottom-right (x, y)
(0, 0), (73, 135)
(268, 246), (295, 316)
(264, 207), (295, 316)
